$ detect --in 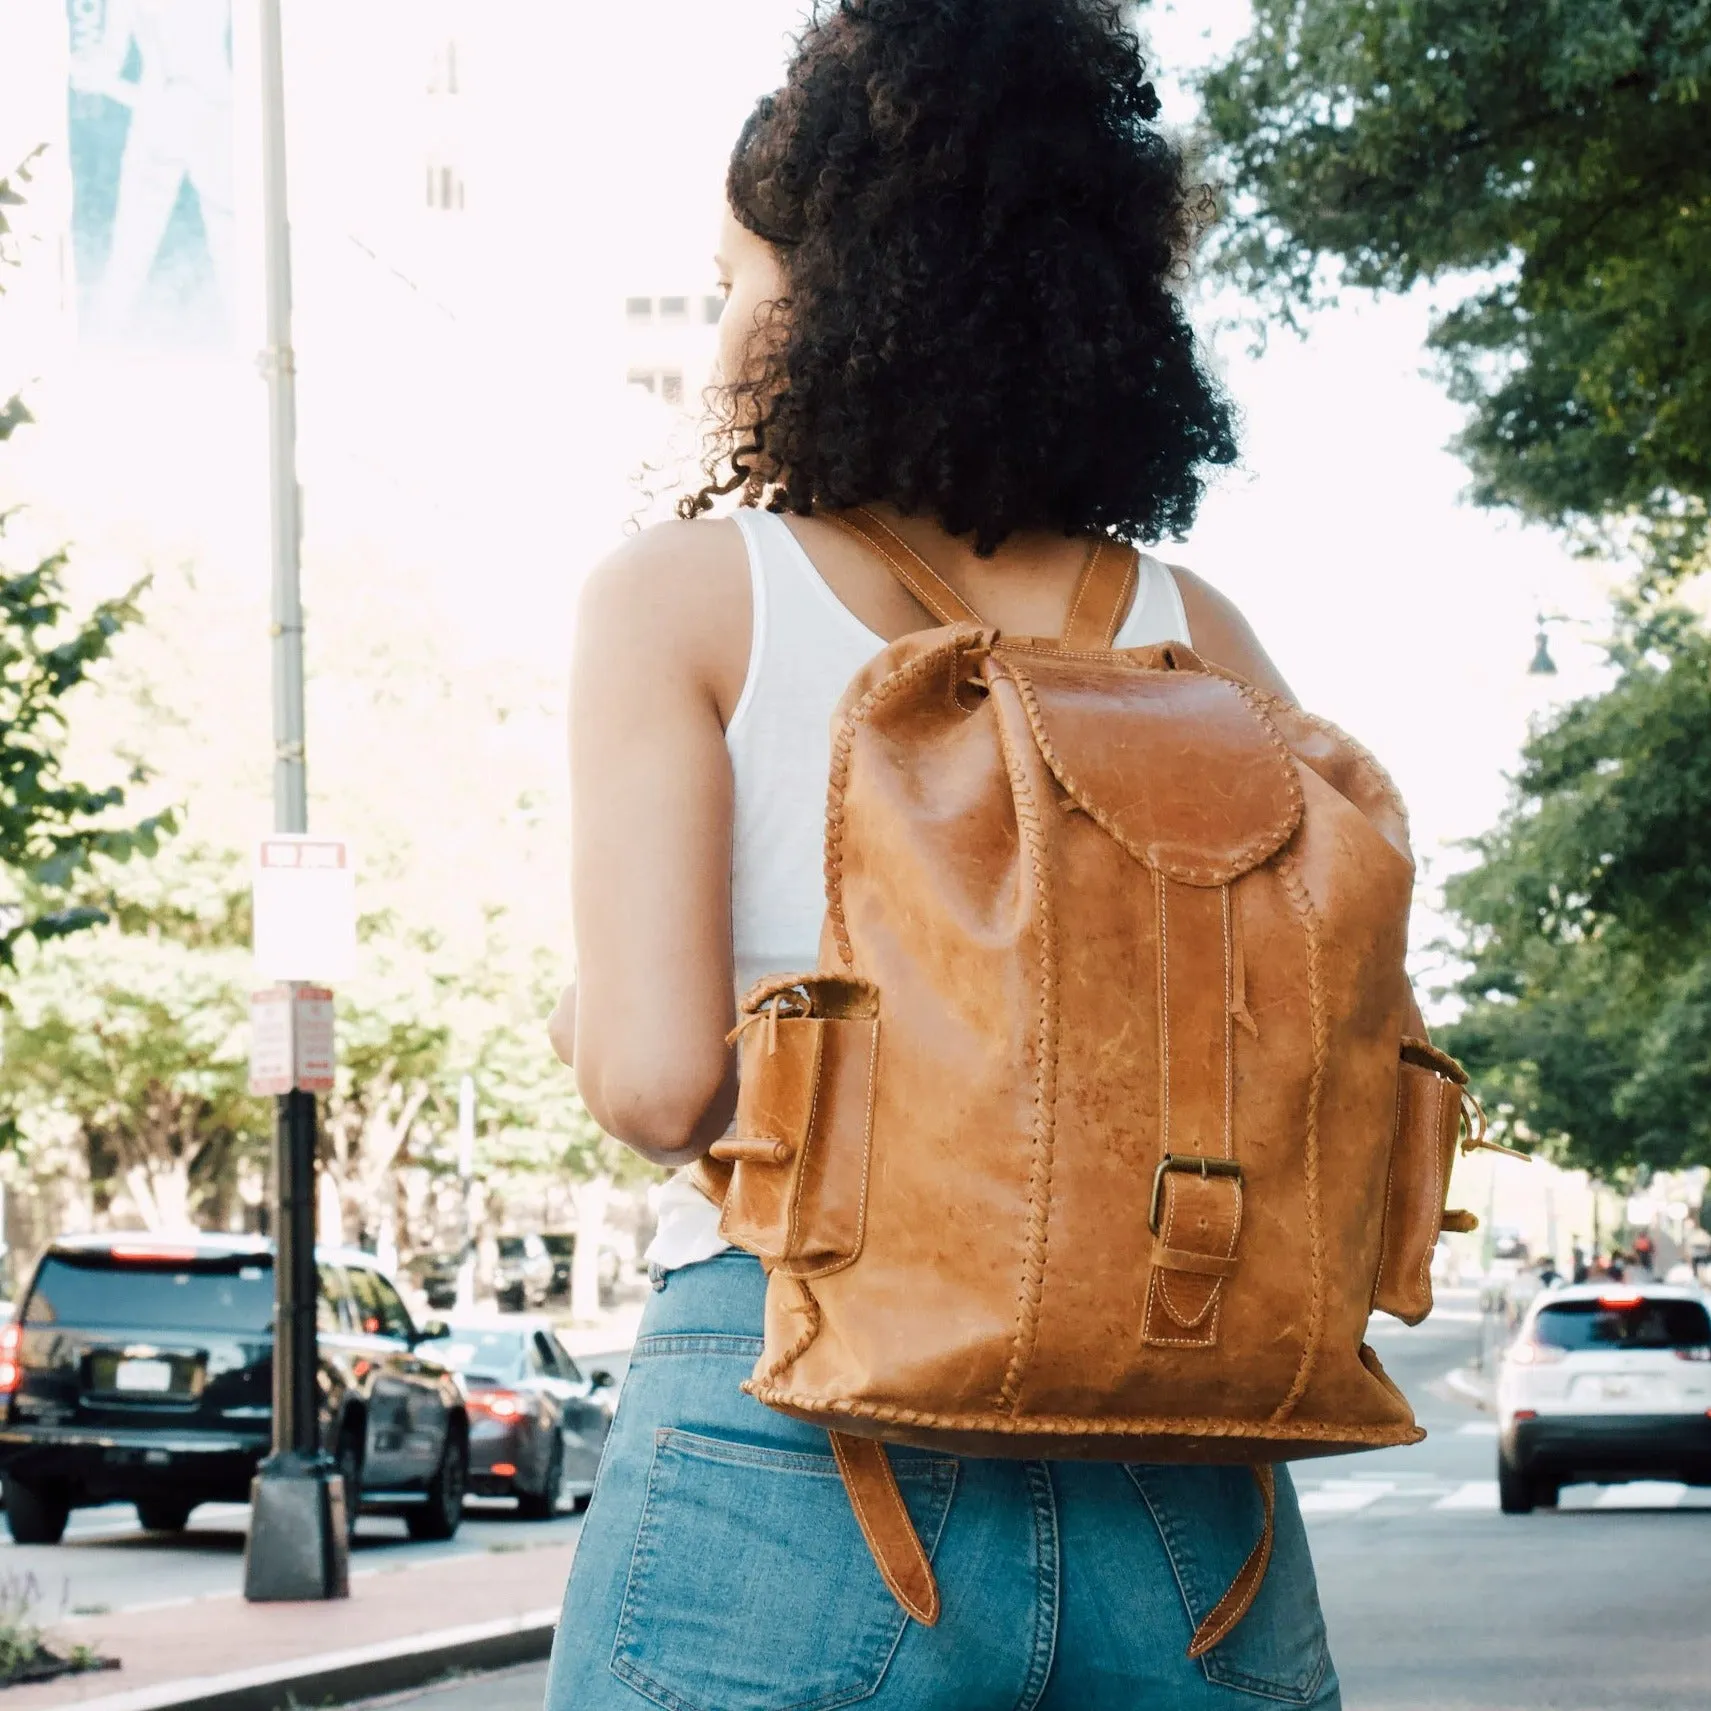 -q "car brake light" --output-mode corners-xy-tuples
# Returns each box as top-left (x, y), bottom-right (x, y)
(109, 1245), (200, 1263)
(1598, 1294), (1644, 1309)
(0, 1323), (20, 1393)
(491, 1461), (517, 1477)
(1512, 1409), (1537, 1423)
(1674, 1347), (1711, 1362)
(473, 1390), (525, 1420)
